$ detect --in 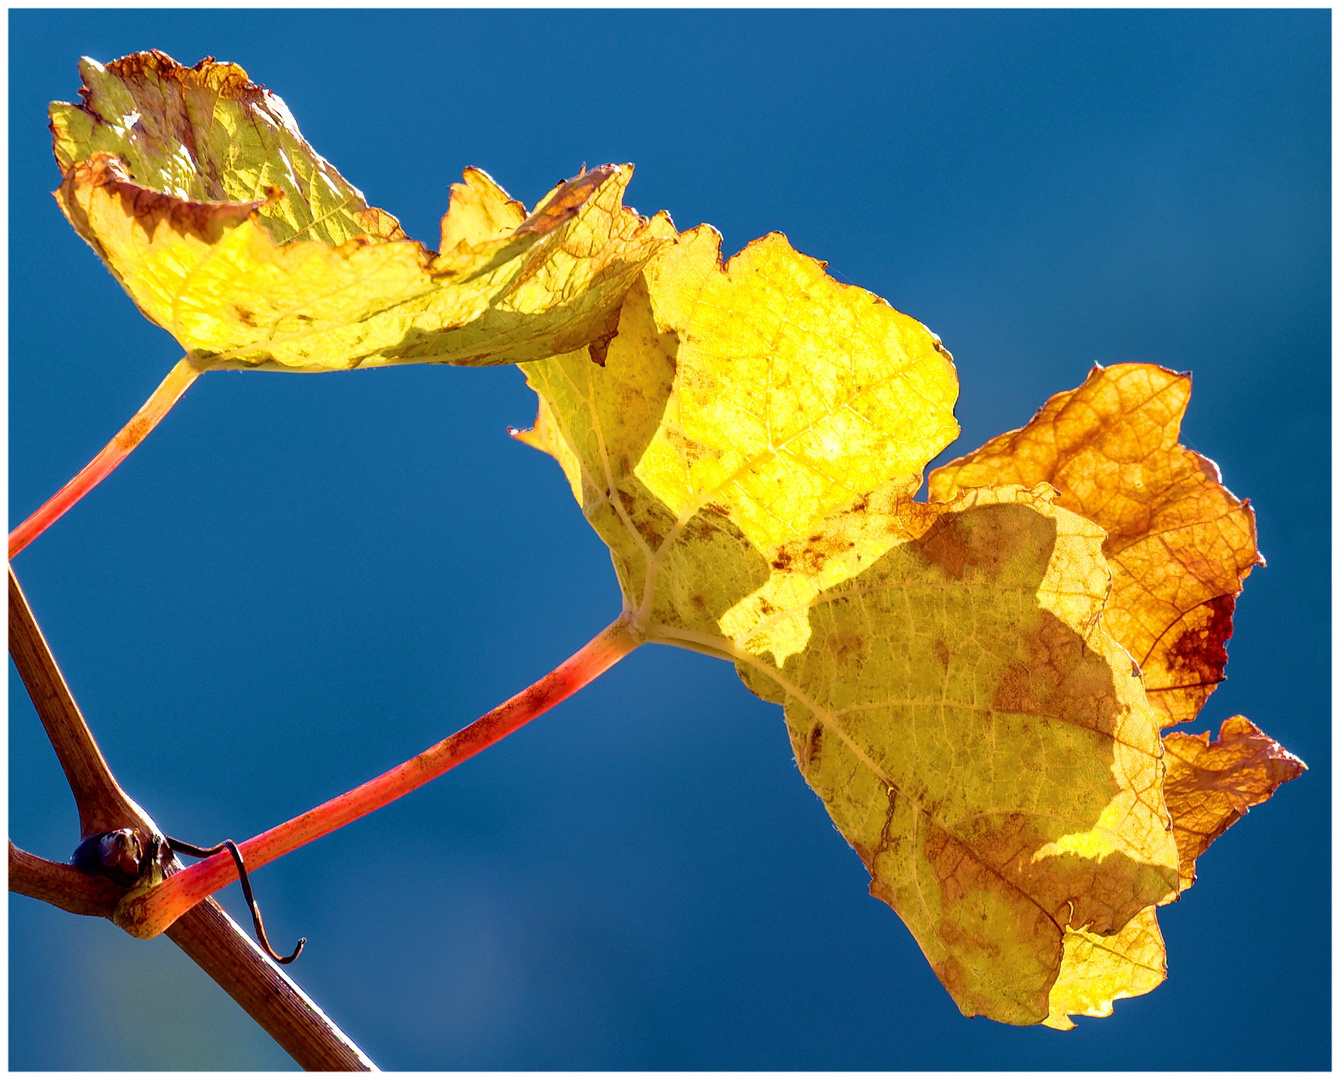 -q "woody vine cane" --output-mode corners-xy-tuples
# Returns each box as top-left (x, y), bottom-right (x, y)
(8, 567), (376, 1070)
